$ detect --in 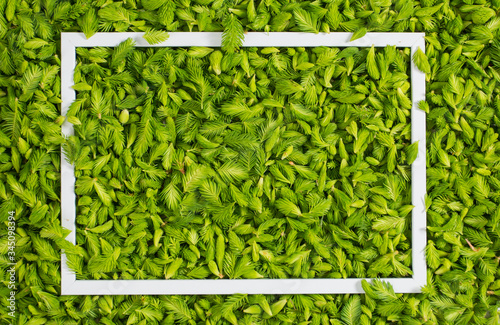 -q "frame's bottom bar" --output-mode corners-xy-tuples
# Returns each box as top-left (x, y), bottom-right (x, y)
(62, 278), (421, 295)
